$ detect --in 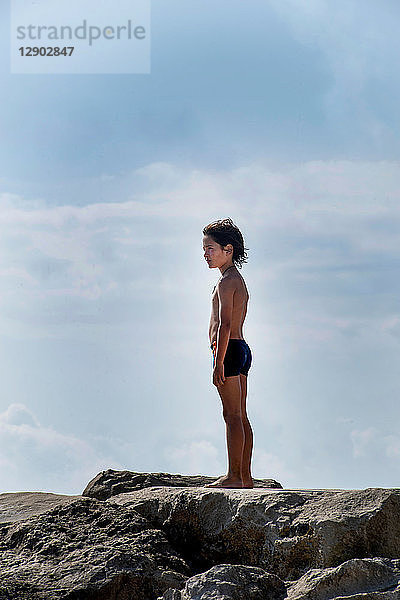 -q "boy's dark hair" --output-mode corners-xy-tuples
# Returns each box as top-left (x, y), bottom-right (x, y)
(203, 217), (248, 269)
